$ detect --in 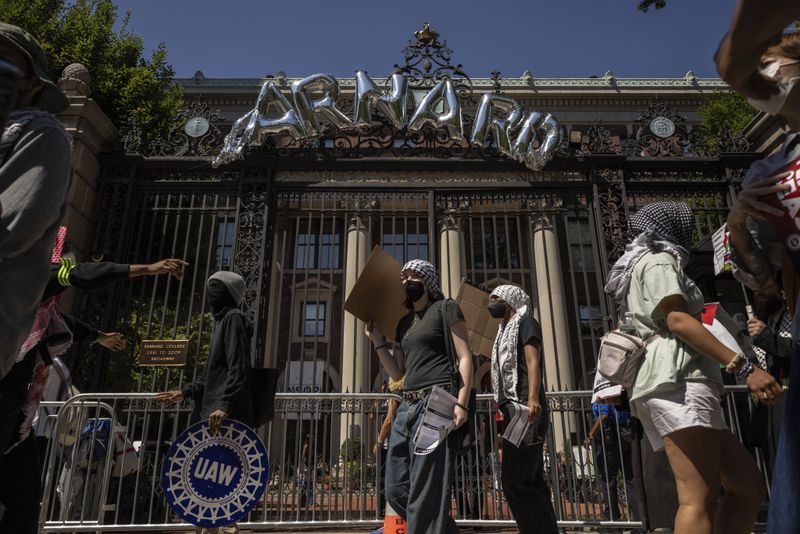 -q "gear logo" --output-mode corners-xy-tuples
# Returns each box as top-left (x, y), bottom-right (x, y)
(162, 419), (268, 528)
